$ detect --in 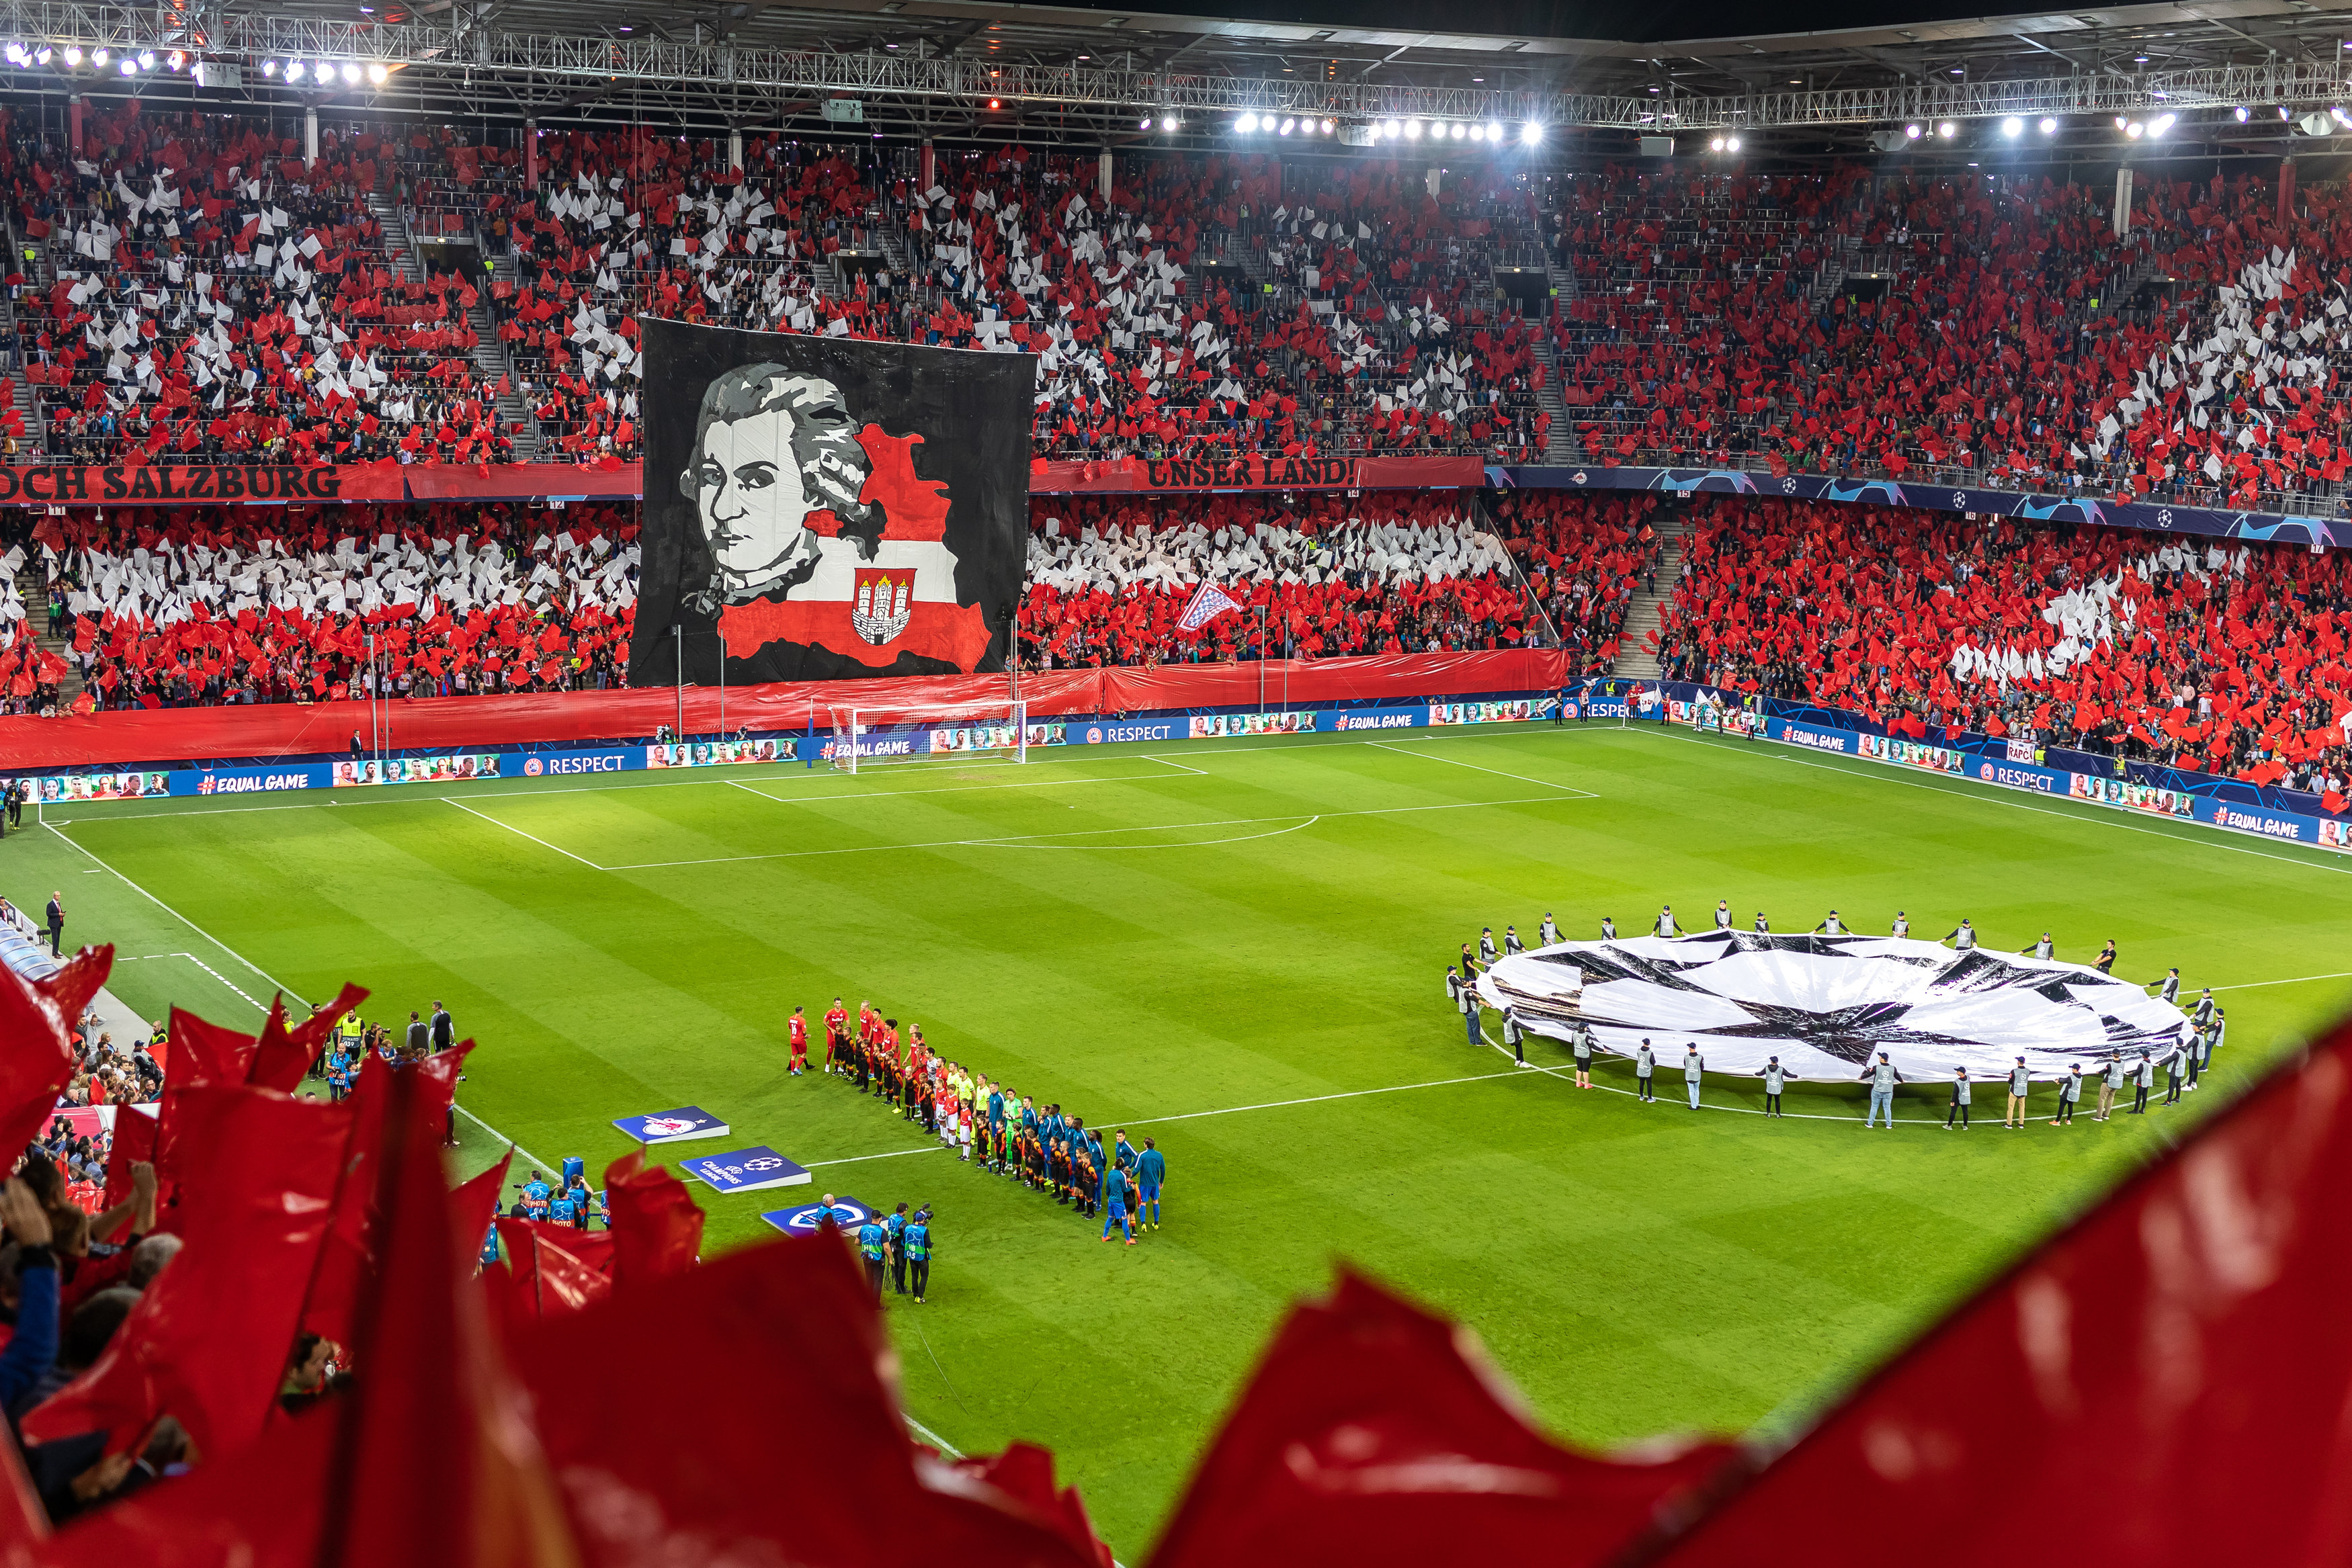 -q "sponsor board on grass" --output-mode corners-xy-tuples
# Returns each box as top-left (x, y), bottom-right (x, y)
(761, 1196), (880, 1236)
(610, 1106), (730, 1145)
(677, 1145), (812, 1194)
